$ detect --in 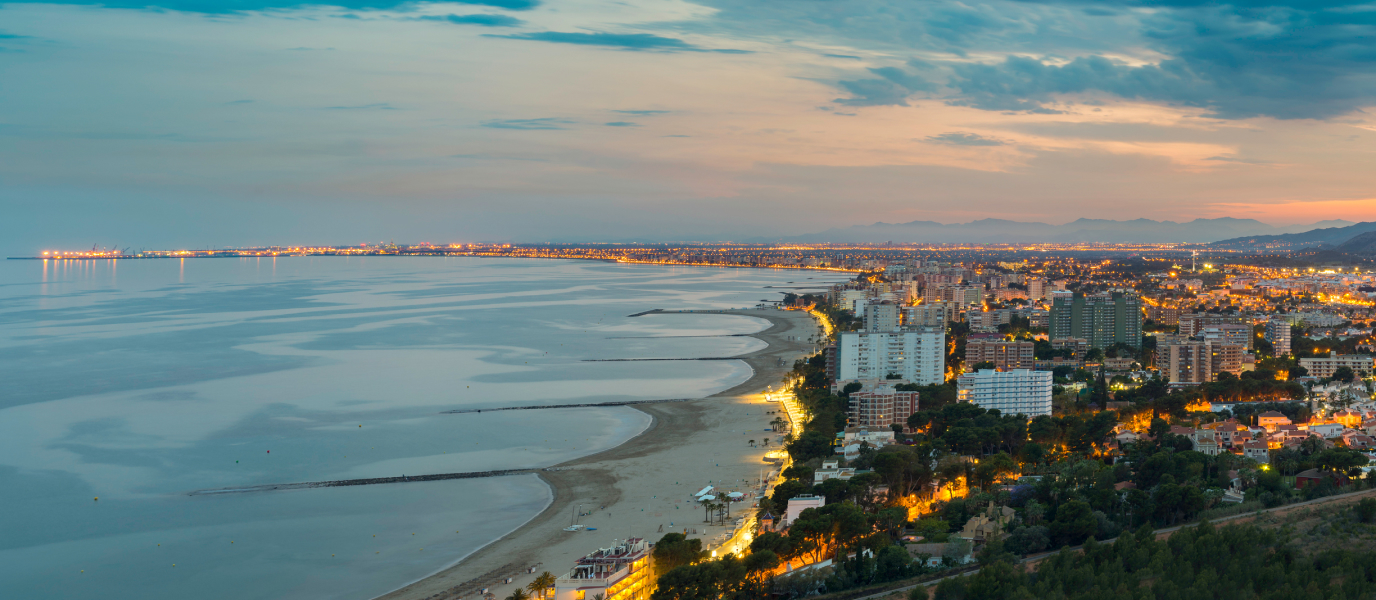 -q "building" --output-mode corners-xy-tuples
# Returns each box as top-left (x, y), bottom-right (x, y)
(814, 460), (857, 483)
(1210, 343), (1246, 378)
(863, 301), (901, 332)
(1049, 291), (1143, 349)
(1147, 305), (1181, 327)
(1242, 441), (1269, 462)
(1257, 411), (1292, 431)
(1027, 278), (1047, 300)
(847, 383), (920, 431)
(836, 329), (945, 385)
(782, 495), (825, 527)
(1265, 318), (1292, 356)
(1051, 337), (1090, 359)
(1199, 323), (1253, 350)
(904, 302), (958, 328)
(1167, 341), (1212, 385)
(553, 538), (651, 600)
(836, 289), (868, 312)
(956, 369), (1053, 417)
(965, 339), (1035, 371)
(1299, 352), (1376, 379)
(1178, 313), (1246, 337)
